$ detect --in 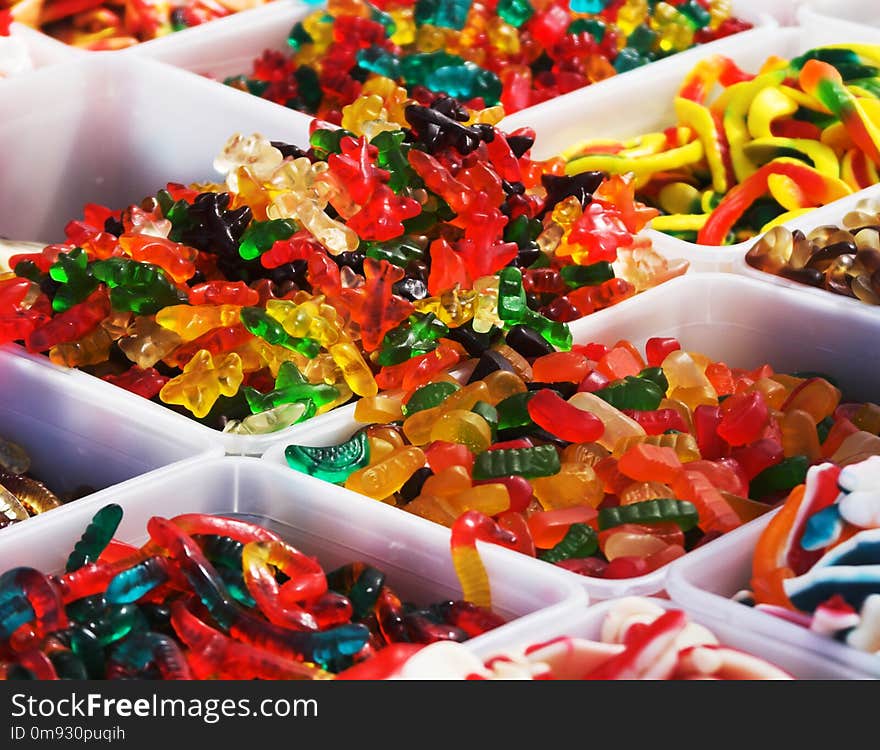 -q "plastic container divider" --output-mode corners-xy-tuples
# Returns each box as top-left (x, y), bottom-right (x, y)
(499, 23), (880, 273)
(0, 456), (587, 657)
(0, 344), (223, 534)
(467, 596), (868, 679)
(665, 511), (880, 678)
(262, 271), (880, 600)
(732, 182), (880, 307)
